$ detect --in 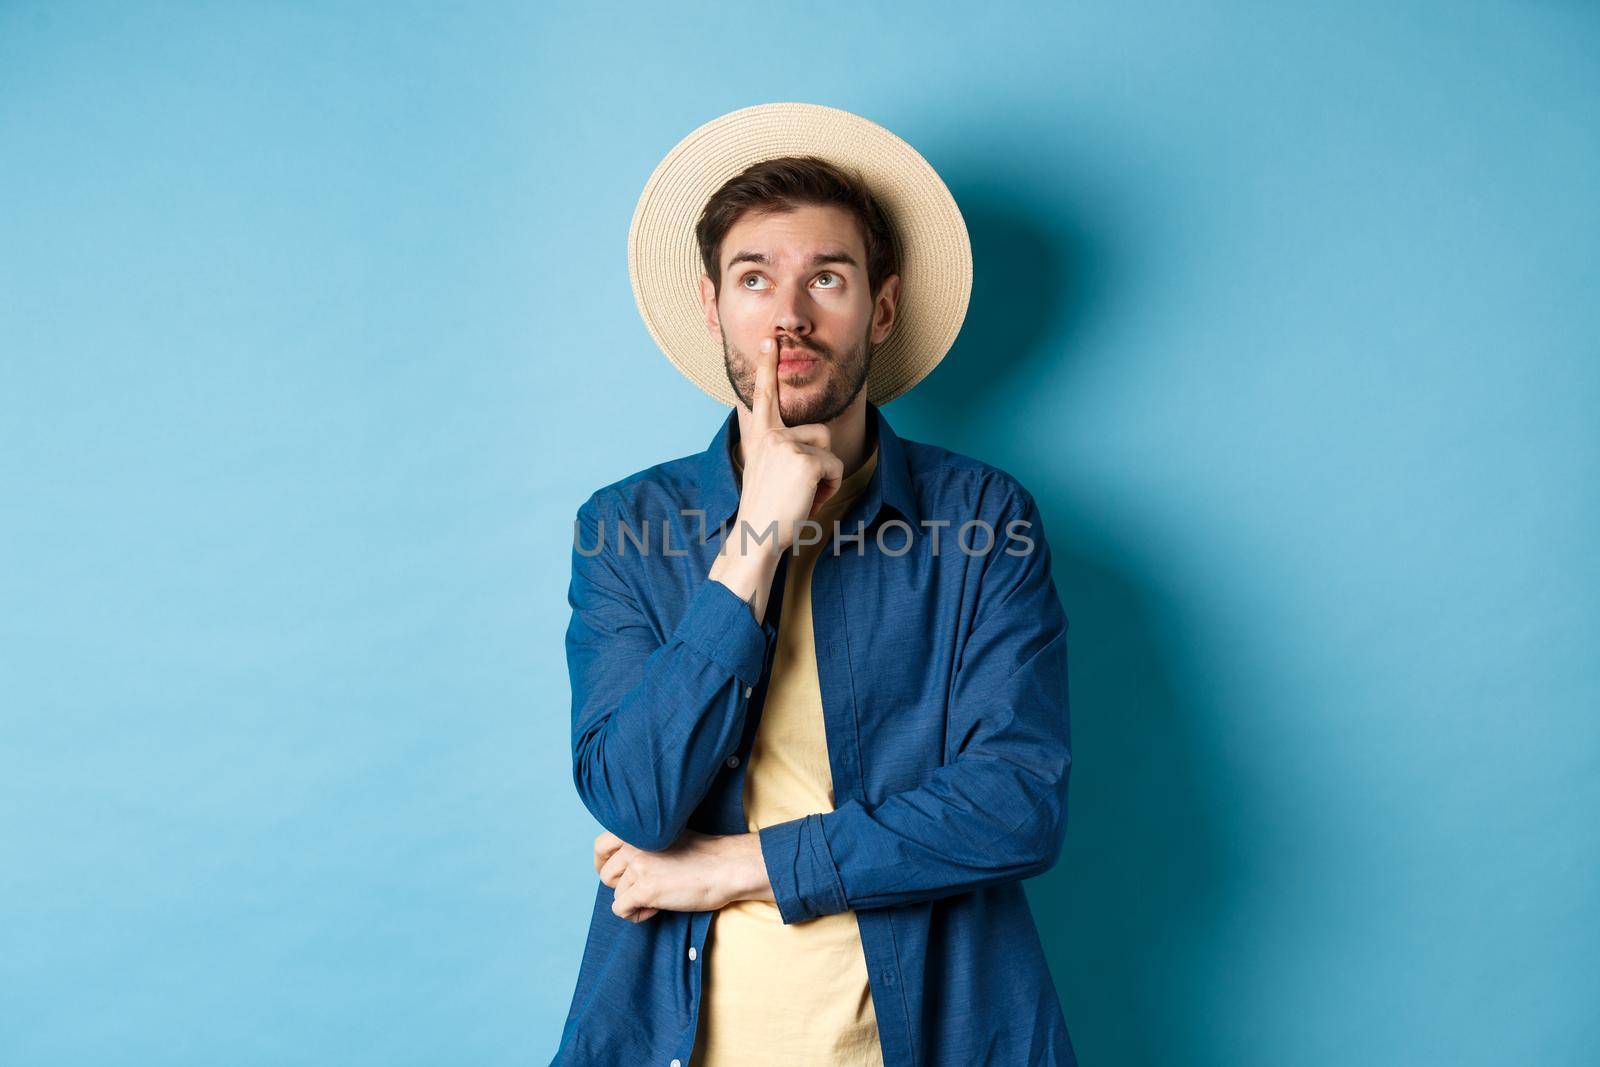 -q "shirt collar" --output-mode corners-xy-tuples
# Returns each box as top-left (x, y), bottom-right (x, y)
(697, 399), (920, 533)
